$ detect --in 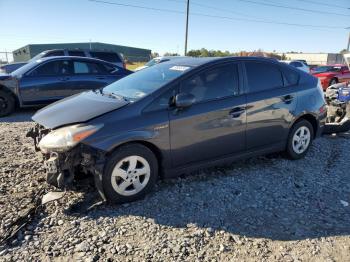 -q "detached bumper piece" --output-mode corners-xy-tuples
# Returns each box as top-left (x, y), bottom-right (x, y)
(323, 118), (350, 134)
